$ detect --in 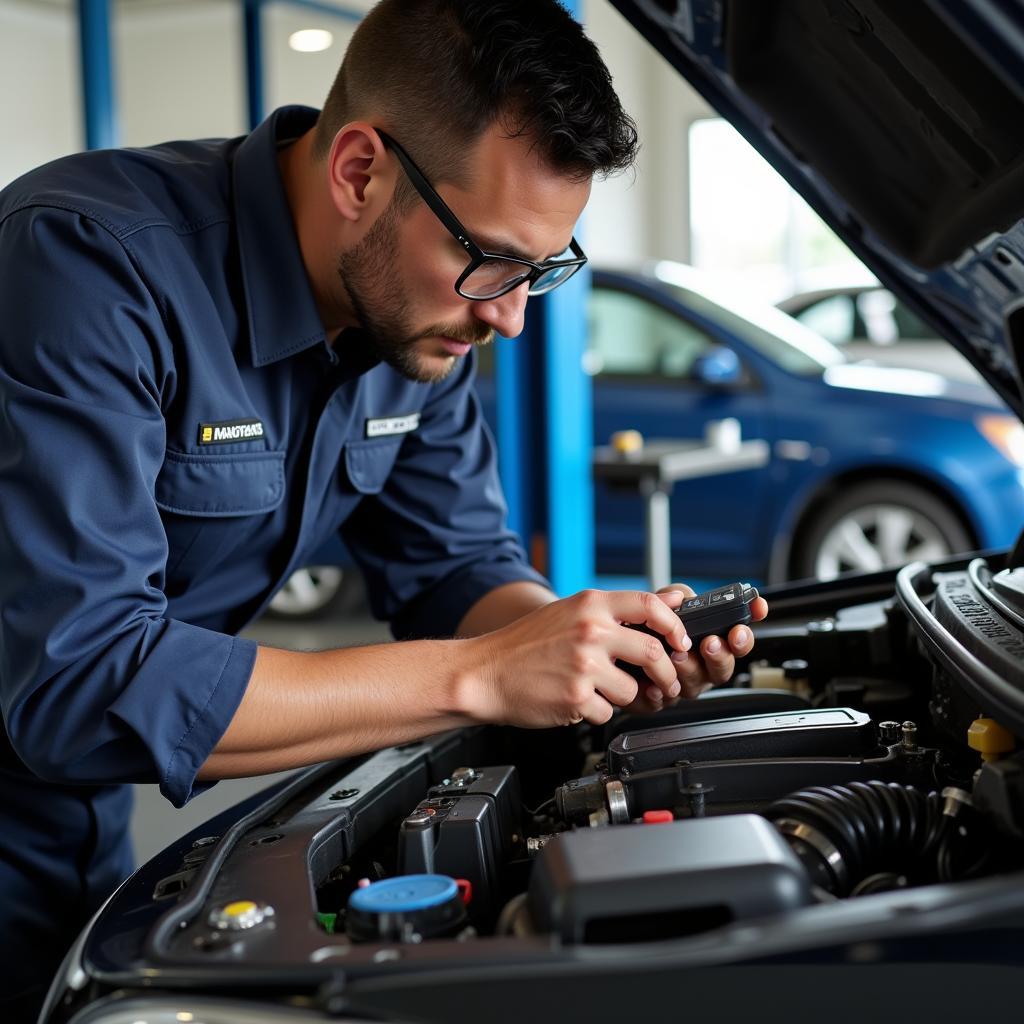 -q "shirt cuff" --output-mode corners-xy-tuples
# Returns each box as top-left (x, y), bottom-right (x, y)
(392, 561), (551, 639)
(107, 625), (258, 807)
